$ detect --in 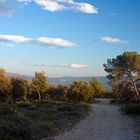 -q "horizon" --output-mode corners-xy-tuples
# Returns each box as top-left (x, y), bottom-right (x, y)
(0, 0), (140, 77)
(6, 71), (107, 78)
